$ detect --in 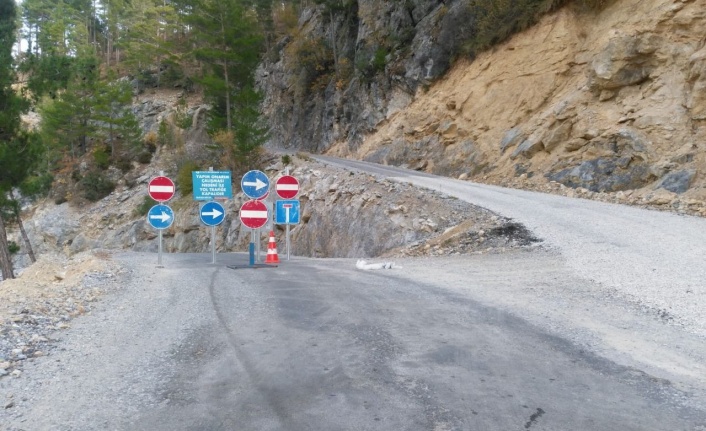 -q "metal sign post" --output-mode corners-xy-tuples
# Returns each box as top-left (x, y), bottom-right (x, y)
(199, 200), (225, 264)
(148, 175), (175, 267)
(147, 203), (174, 267)
(256, 228), (261, 262)
(158, 230), (163, 267)
(249, 229), (255, 266)
(286, 223), (291, 261)
(274, 200), (300, 261)
(274, 171), (300, 261)
(211, 225), (216, 264)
